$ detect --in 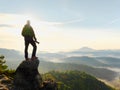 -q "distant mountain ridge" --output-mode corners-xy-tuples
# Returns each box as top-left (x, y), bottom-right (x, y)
(65, 47), (120, 57)
(62, 56), (120, 68)
(77, 47), (95, 52)
(1, 47), (120, 67)
(0, 47), (120, 81)
(1, 47), (120, 58)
